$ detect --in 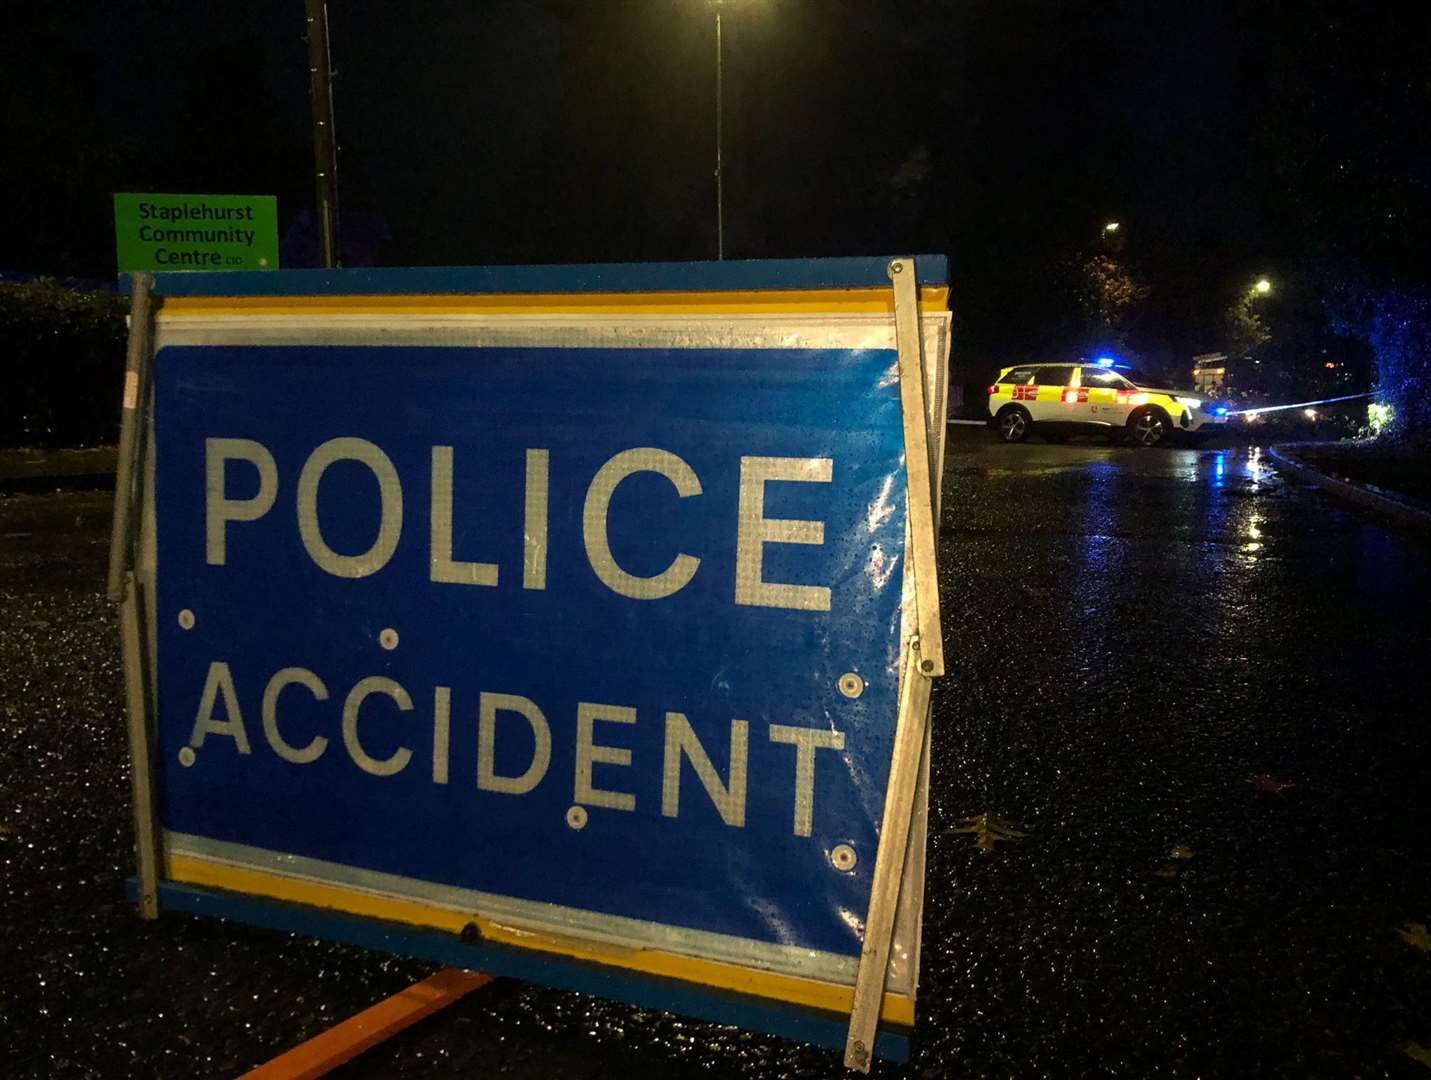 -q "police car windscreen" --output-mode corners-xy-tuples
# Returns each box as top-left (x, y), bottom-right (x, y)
(1119, 366), (1164, 387)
